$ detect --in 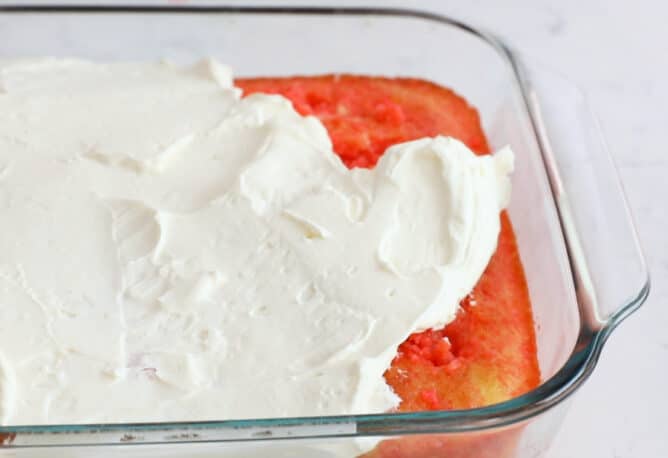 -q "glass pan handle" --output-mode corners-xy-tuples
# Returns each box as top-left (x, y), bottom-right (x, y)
(517, 59), (649, 332)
